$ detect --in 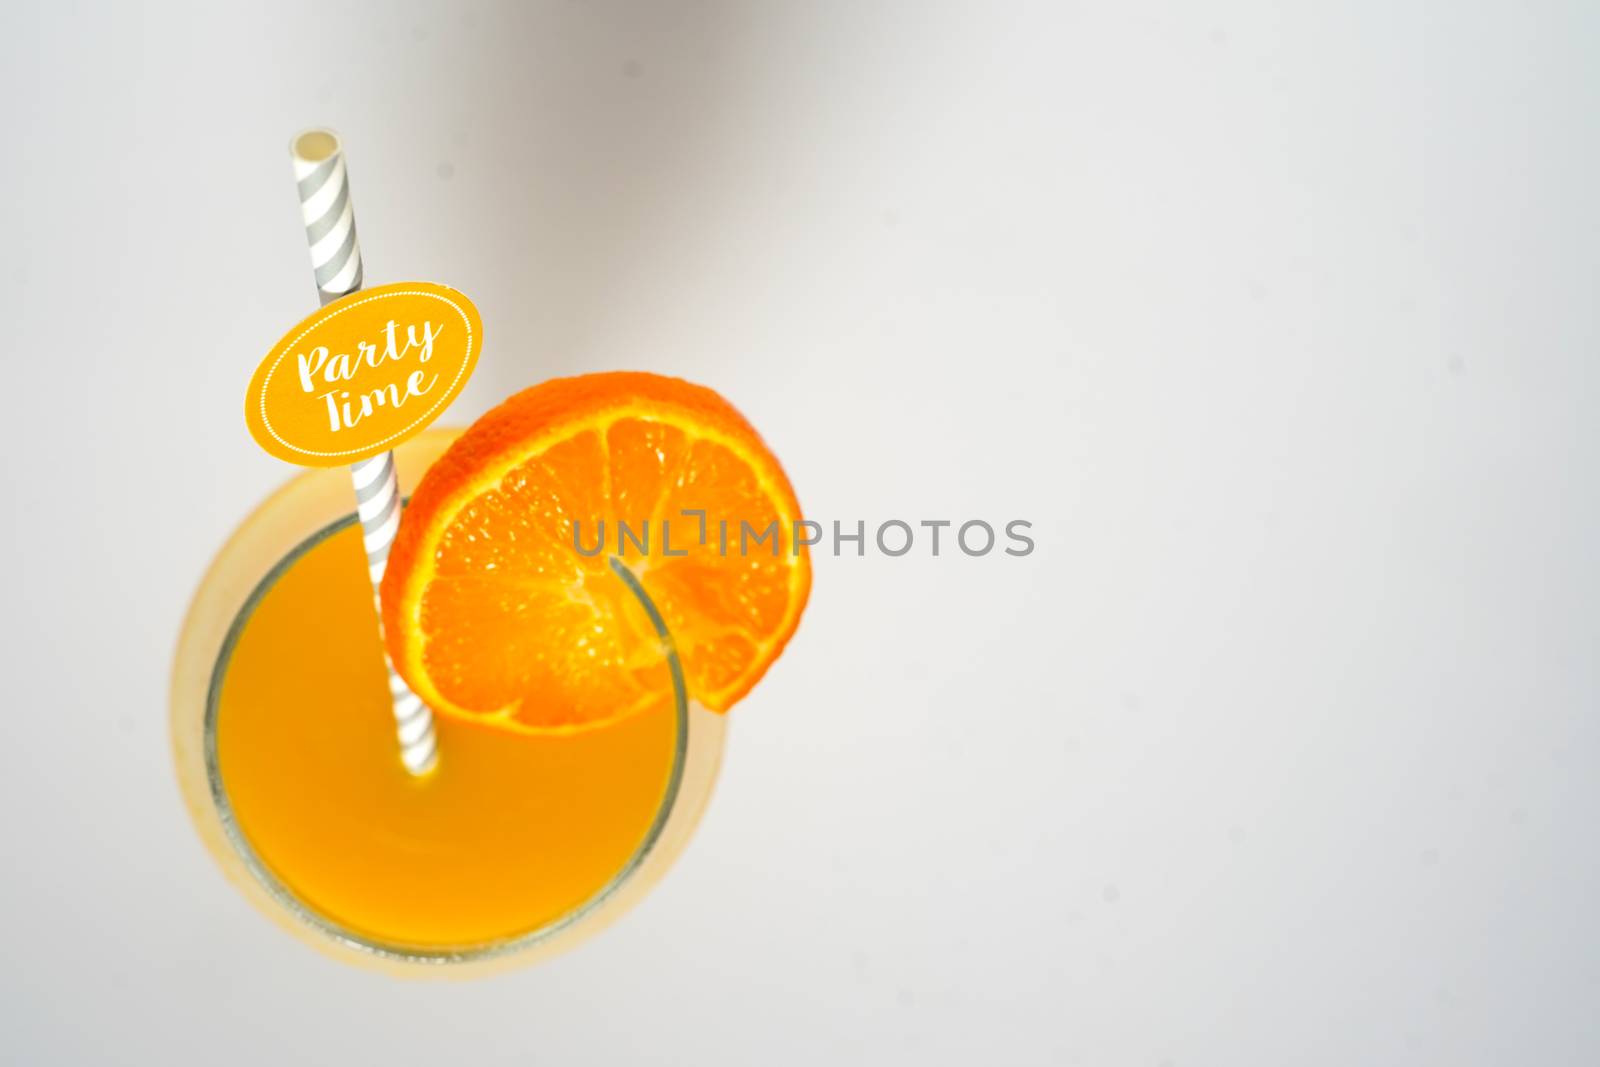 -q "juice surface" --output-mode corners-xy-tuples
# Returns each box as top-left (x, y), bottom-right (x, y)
(214, 523), (679, 949)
